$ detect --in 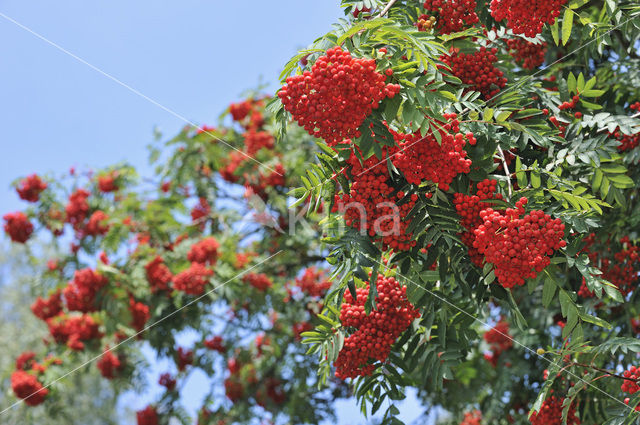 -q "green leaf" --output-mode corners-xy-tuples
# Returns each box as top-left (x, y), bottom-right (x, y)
(542, 278), (557, 307)
(550, 20), (560, 45)
(562, 9), (574, 46)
